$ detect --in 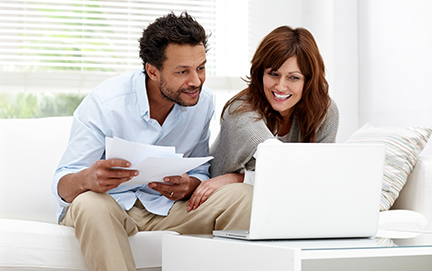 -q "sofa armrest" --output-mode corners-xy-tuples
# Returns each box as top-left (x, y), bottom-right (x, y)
(392, 155), (432, 230)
